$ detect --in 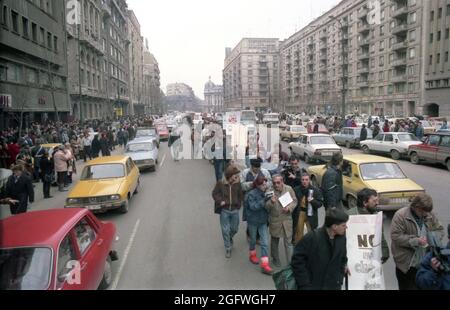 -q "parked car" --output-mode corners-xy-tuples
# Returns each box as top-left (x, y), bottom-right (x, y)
(156, 124), (170, 141)
(333, 127), (373, 149)
(307, 154), (425, 212)
(135, 127), (159, 148)
(0, 208), (118, 290)
(280, 125), (307, 142)
(306, 122), (329, 134)
(360, 132), (422, 160)
(408, 132), (450, 171)
(124, 138), (159, 172)
(65, 156), (140, 214)
(289, 134), (342, 163)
